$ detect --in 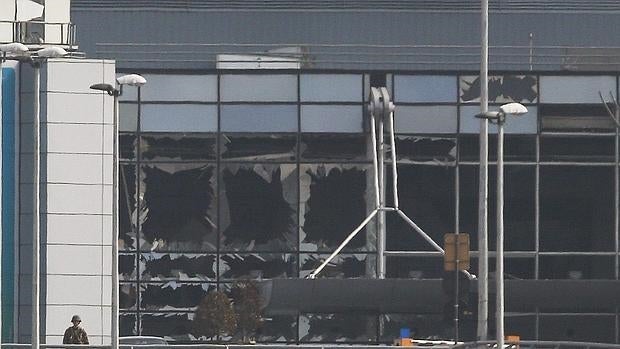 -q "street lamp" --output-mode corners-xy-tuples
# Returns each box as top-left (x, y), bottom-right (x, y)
(2, 43), (67, 349)
(90, 74), (146, 349)
(476, 102), (528, 348)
